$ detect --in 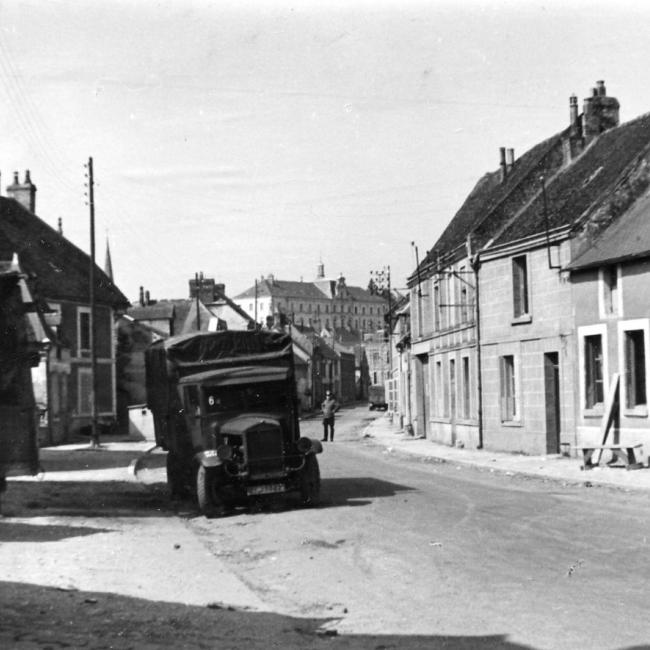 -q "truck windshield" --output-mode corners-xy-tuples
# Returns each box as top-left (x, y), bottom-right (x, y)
(203, 381), (289, 414)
